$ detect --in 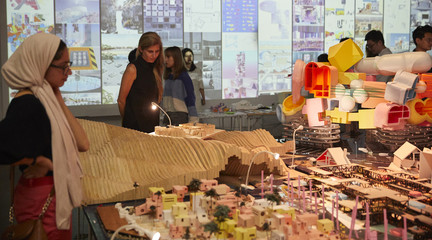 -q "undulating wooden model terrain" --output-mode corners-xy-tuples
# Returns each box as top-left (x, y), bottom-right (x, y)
(78, 119), (292, 205)
(204, 129), (293, 153)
